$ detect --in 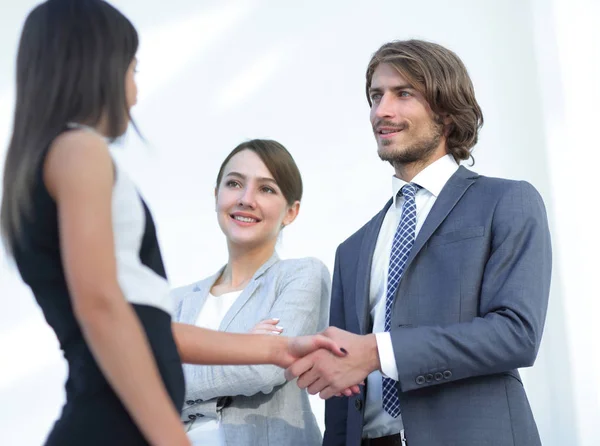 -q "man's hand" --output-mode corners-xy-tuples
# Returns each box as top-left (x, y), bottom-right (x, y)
(285, 327), (380, 399)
